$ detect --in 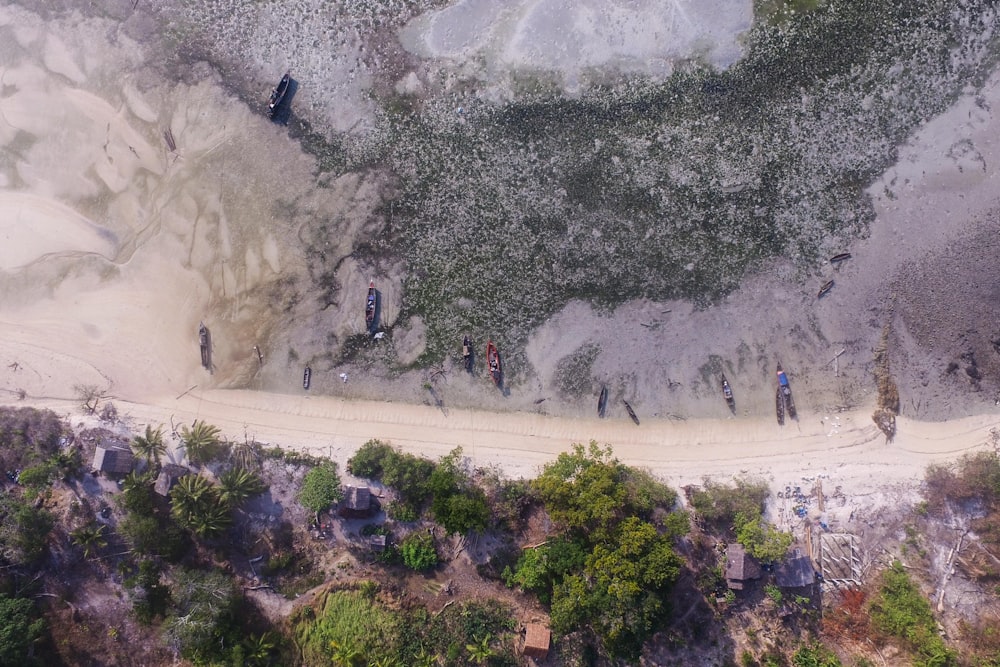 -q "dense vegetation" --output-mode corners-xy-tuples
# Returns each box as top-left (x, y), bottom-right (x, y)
(688, 477), (793, 563)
